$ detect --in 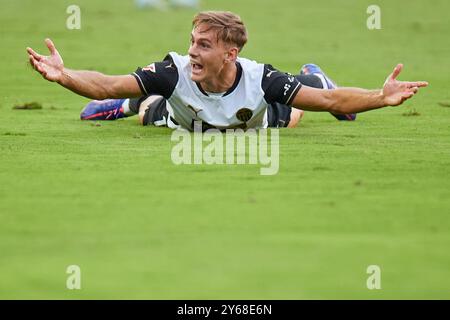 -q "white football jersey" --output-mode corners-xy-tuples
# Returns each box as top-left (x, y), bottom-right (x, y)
(132, 52), (302, 130)
(166, 52), (268, 130)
